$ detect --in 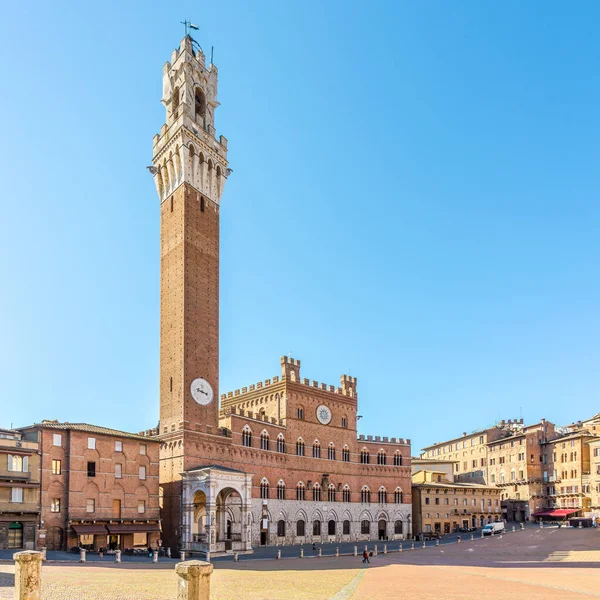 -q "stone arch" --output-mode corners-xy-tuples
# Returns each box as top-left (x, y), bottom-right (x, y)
(310, 508), (324, 522)
(376, 509), (390, 521)
(294, 508), (308, 522)
(359, 509), (373, 522)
